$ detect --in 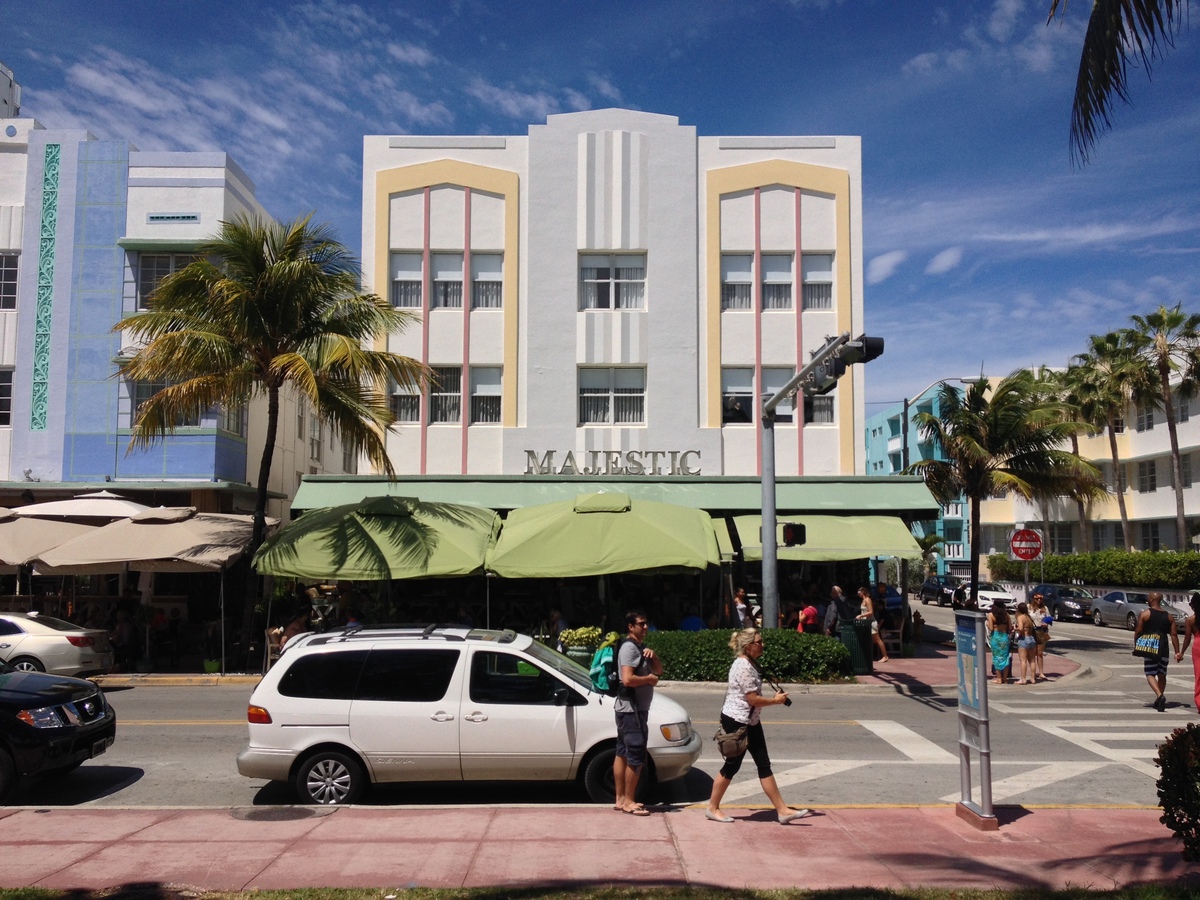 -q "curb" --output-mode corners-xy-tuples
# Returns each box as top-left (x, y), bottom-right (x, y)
(90, 673), (262, 687)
